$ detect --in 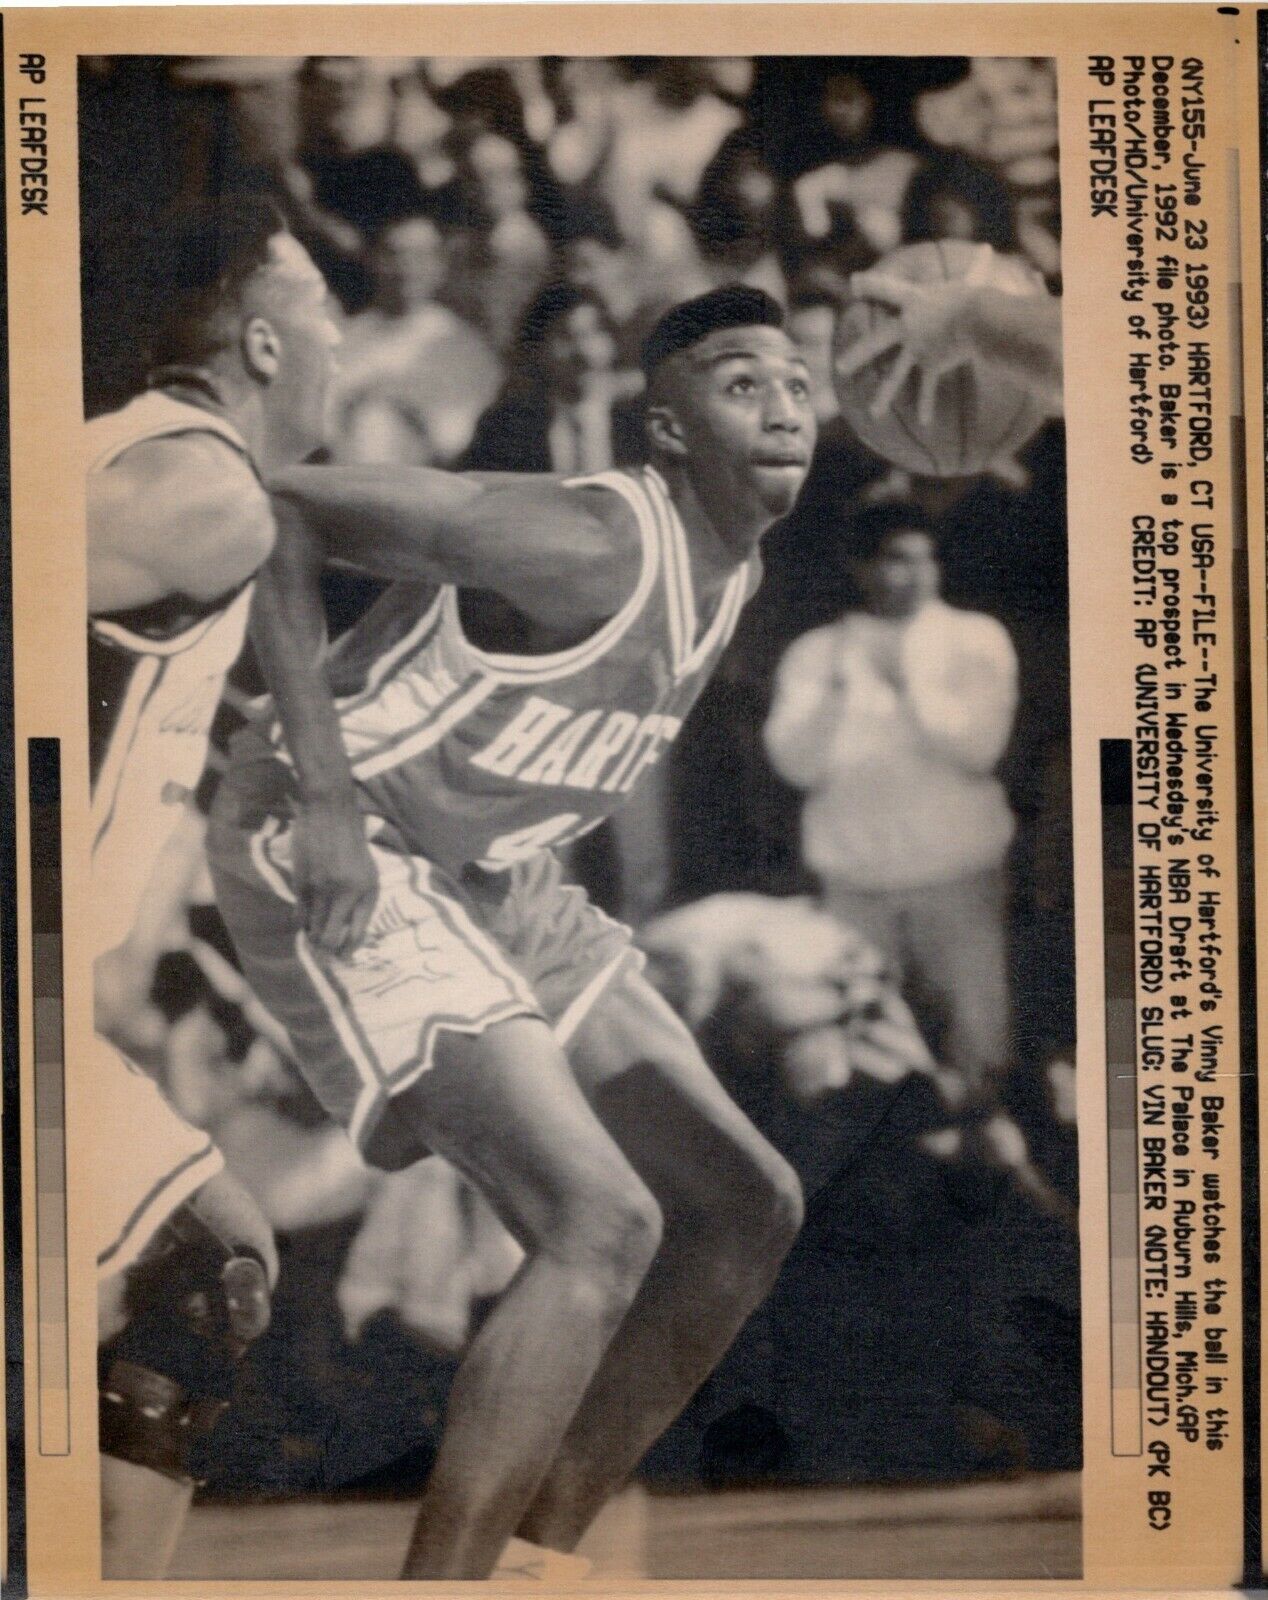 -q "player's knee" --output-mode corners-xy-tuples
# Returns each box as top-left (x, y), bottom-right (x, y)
(581, 1174), (663, 1291)
(549, 1167), (663, 1299)
(725, 1144), (803, 1267)
(758, 1150), (805, 1254)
